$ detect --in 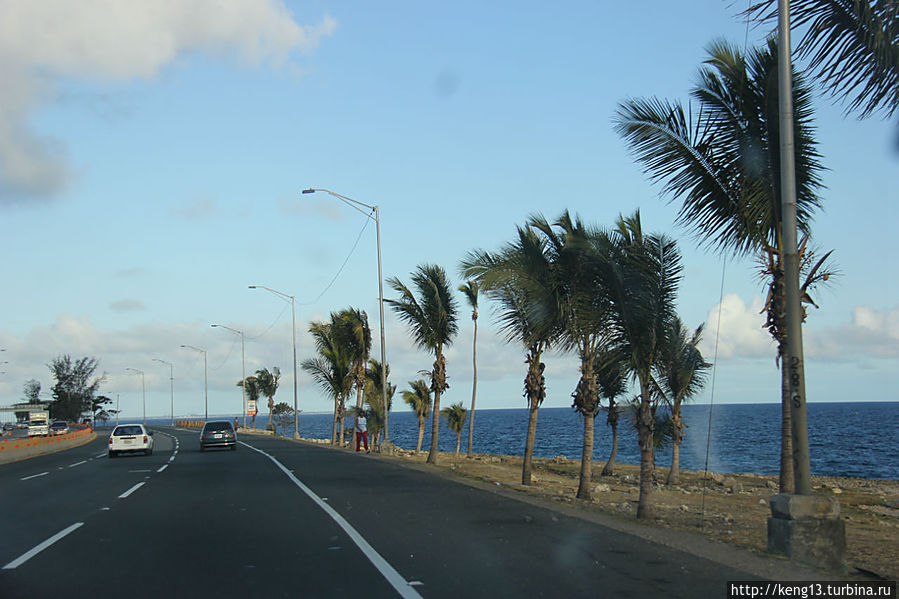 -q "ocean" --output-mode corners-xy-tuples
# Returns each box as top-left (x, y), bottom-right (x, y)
(148, 402), (899, 480)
